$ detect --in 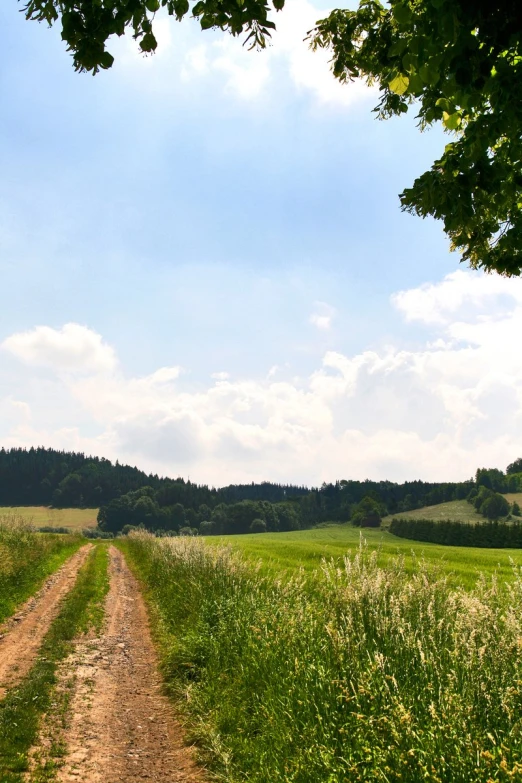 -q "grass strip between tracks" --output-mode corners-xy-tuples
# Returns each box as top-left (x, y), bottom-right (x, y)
(0, 544), (109, 782)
